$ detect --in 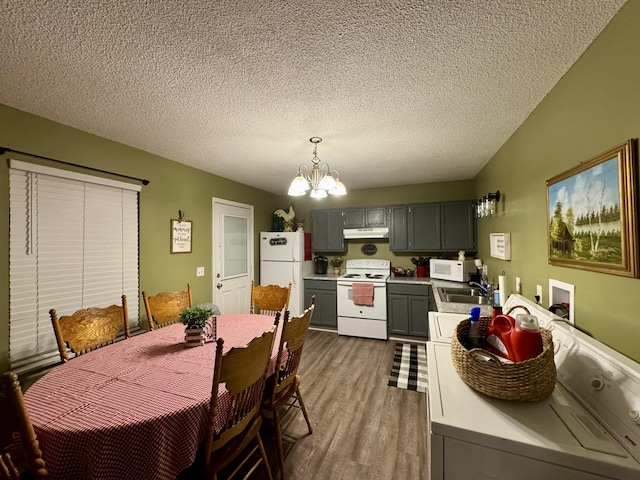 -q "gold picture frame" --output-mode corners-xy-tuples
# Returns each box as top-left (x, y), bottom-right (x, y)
(170, 219), (192, 254)
(546, 139), (638, 277)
